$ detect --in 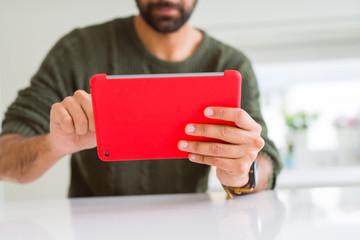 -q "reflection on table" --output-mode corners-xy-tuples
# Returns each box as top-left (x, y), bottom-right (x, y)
(1, 187), (360, 240)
